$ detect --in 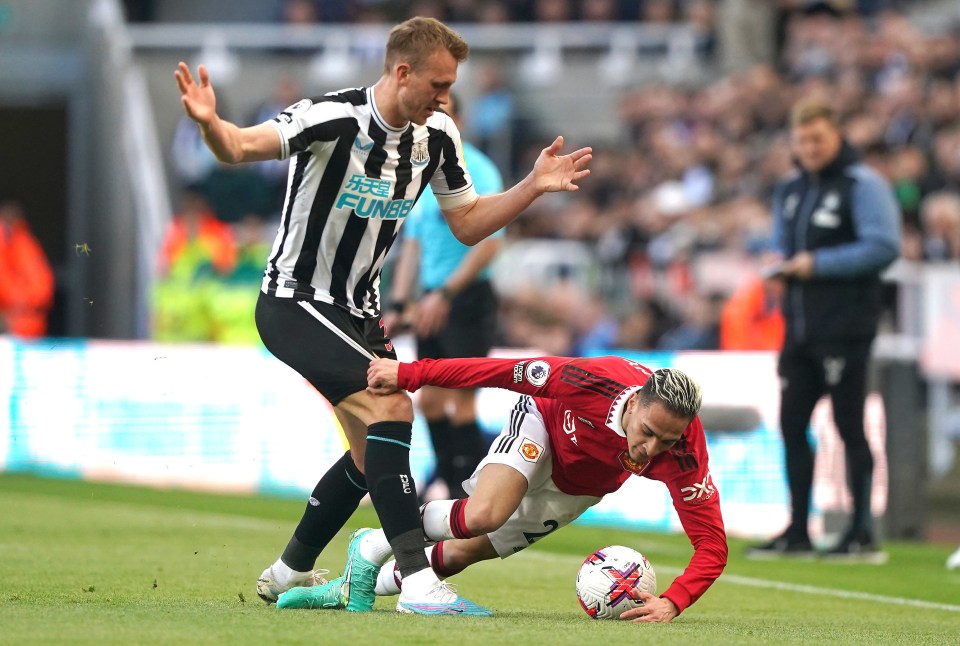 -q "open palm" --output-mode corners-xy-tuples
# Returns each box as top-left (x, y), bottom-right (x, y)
(174, 62), (217, 126)
(533, 136), (593, 193)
